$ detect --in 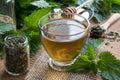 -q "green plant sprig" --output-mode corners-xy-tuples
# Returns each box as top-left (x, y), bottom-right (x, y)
(67, 45), (120, 80)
